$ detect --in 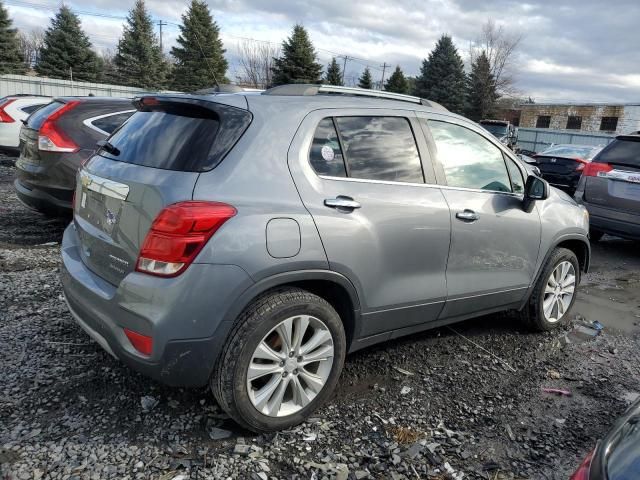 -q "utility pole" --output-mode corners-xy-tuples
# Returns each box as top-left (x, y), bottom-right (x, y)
(341, 56), (351, 84)
(158, 20), (168, 53)
(379, 62), (389, 90)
